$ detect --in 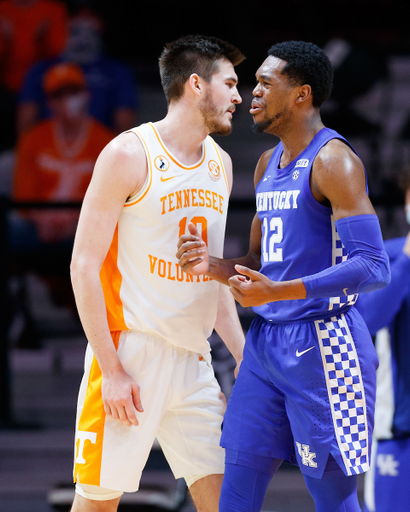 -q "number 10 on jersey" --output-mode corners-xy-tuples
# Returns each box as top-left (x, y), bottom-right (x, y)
(179, 216), (208, 245)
